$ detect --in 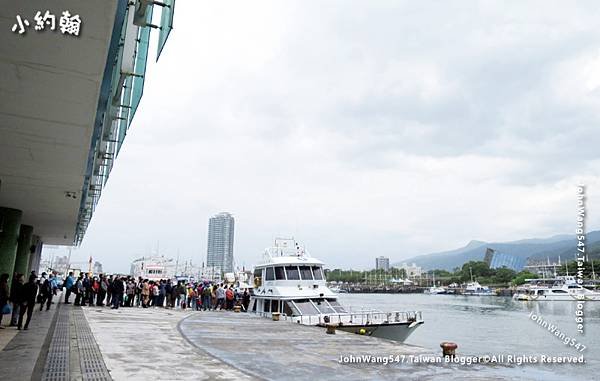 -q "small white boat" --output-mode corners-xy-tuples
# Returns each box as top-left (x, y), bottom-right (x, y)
(513, 276), (600, 301)
(249, 238), (424, 342)
(329, 286), (348, 294)
(425, 285), (447, 294)
(425, 273), (446, 294)
(463, 281), (494, 296)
